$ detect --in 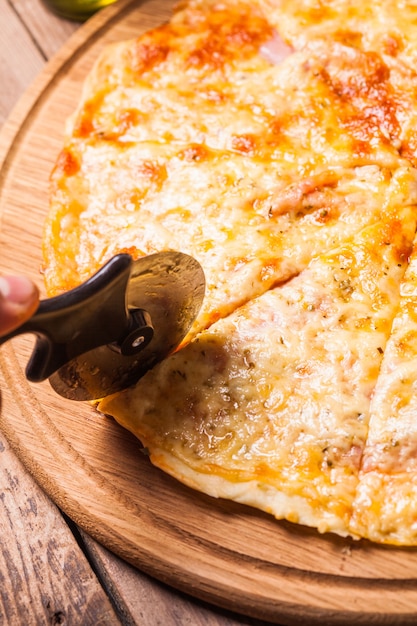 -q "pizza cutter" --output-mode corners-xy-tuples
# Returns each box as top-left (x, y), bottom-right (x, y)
(0, 252), (205, 401)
